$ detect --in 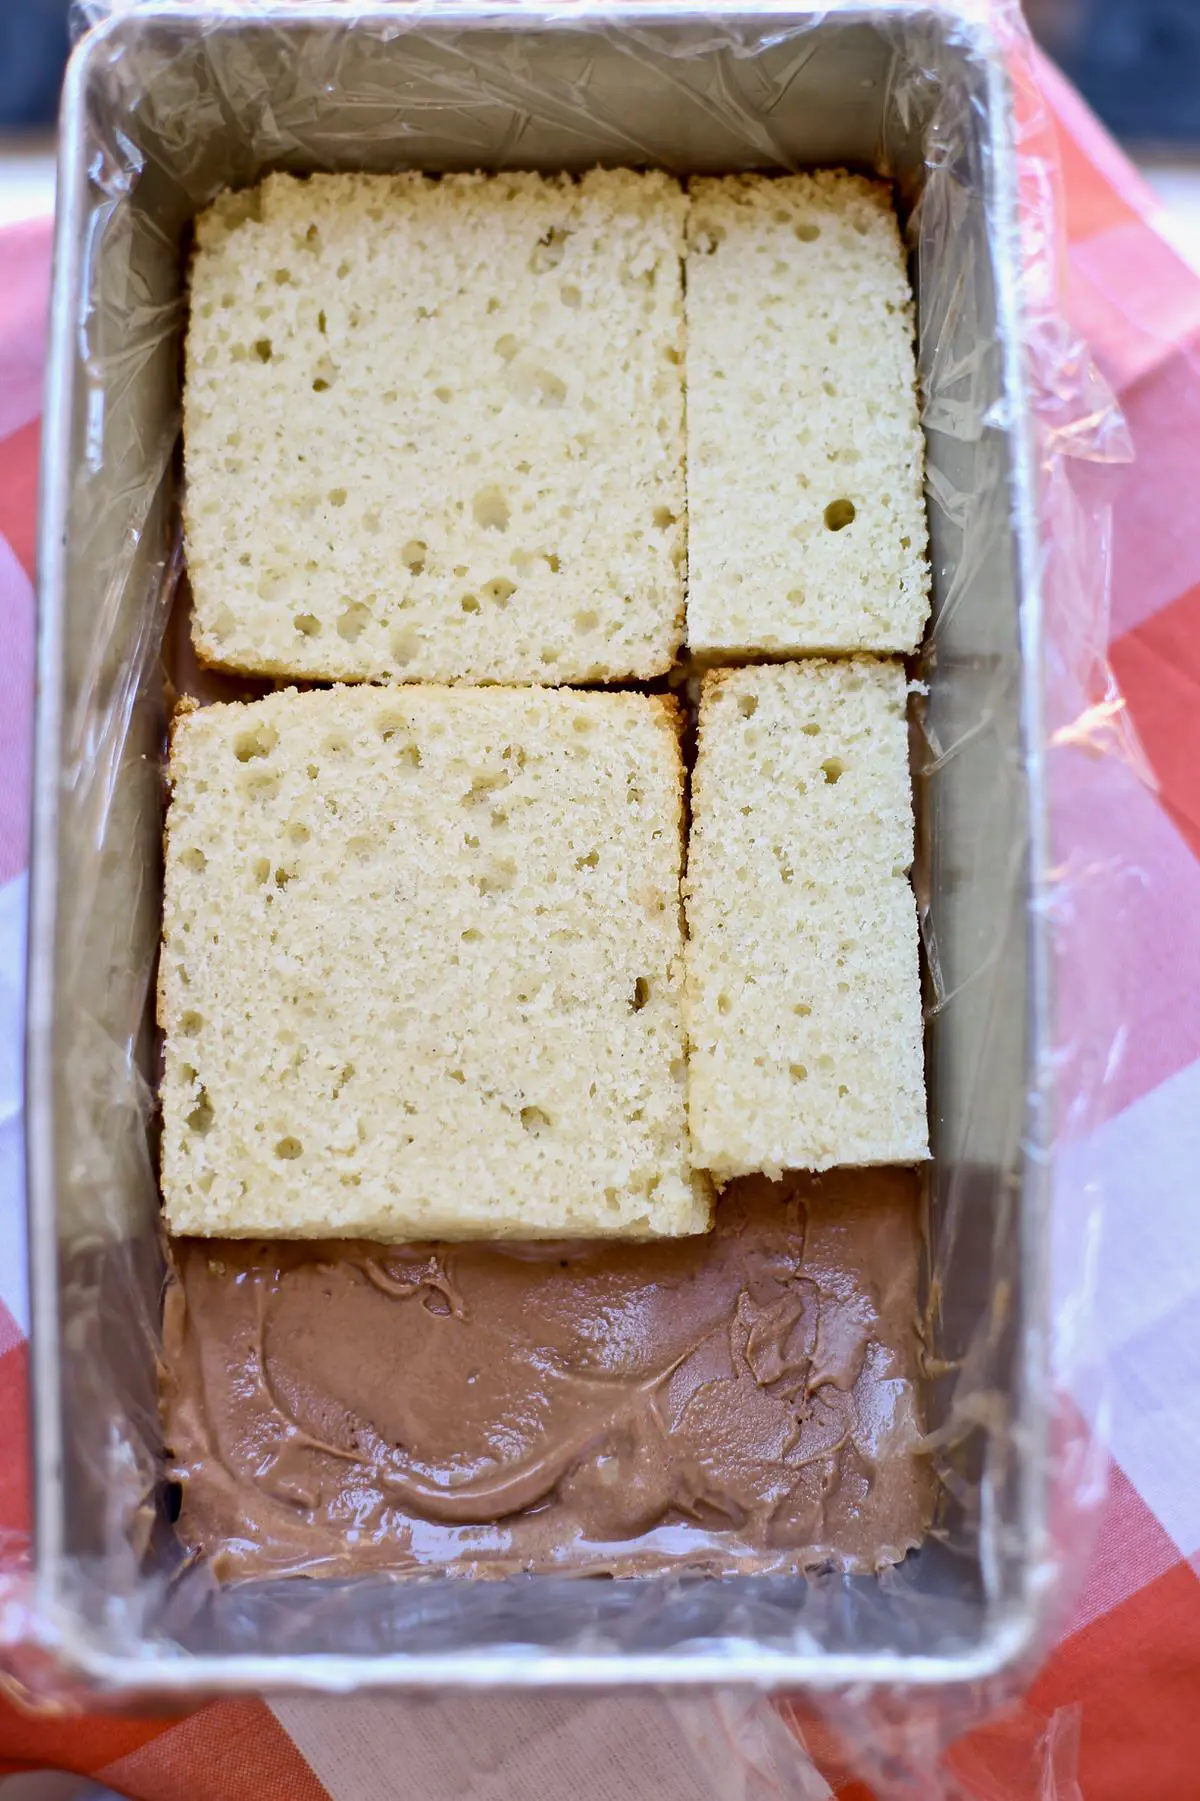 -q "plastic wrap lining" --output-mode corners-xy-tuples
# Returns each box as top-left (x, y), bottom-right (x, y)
(11, 2), (1132, 1792)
